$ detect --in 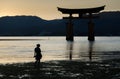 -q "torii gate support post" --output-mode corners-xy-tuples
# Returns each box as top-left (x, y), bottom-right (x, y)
(66, 14), (74, 41)
(66, 21), (74, 41)
(88, 13), (95, 41)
